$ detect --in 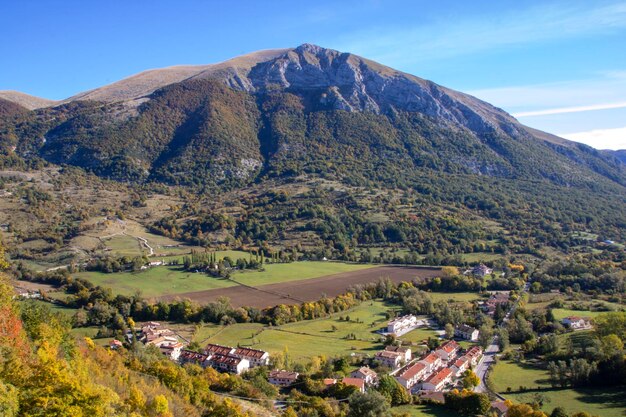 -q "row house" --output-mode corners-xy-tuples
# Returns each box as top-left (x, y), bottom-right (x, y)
(209, 354), (249, 375)
(419, 352), (442, 373)
(465, 346), (483, 366)
(435, 340), (460, 362)
(450, 355), (471, 377)
(179, 350), (209, 367)
(421, 367), (453, 391)
(233, 347), (270, 367)
(394, 362), (427, 390)
(204, 343), (270, 368)
(269, 370), (299, 387)
(384, 345), (412, 362)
